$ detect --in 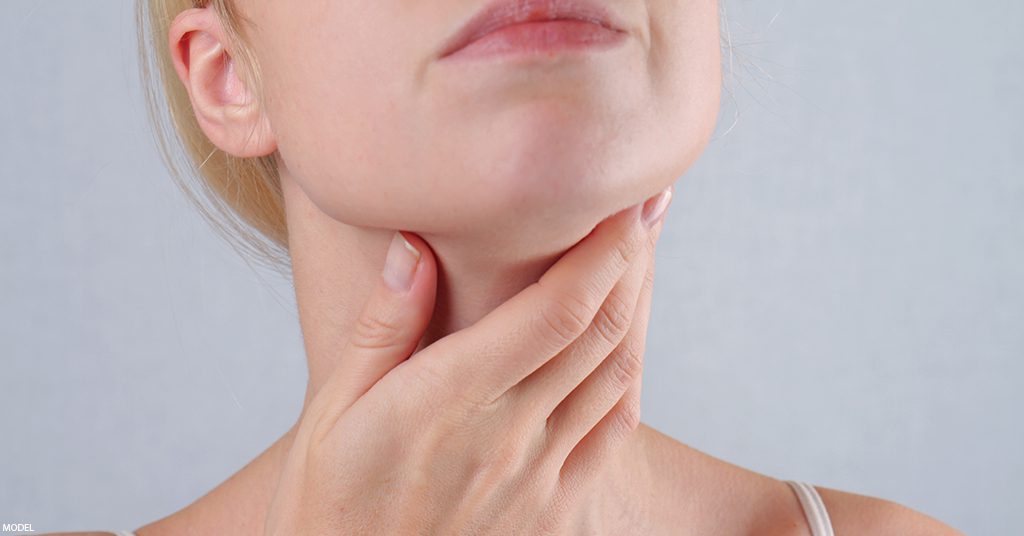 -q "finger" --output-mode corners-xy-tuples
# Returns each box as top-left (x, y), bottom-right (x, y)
(417, 187), (672, 406)
(511, 217), (650, 421)
(311, 231), (437, 423)
(549, 214), (664, 498)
